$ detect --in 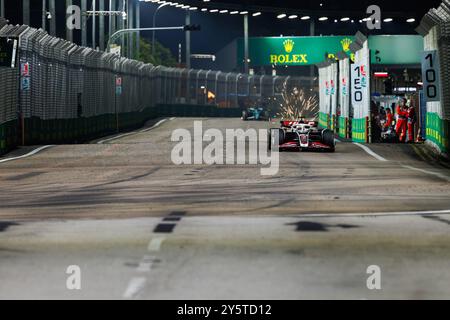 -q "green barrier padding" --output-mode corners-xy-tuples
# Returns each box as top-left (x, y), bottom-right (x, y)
(426, 112), (449, 153)
(351, 118), (367, 143)
(338, 116), (348, 139)
(319, 112), (329, 129)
